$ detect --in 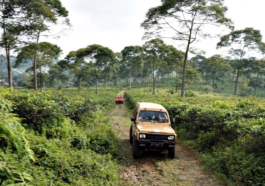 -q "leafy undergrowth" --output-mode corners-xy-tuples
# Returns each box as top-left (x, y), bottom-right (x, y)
(0, 87), (122, 185)
(125, 88), (265, 186)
